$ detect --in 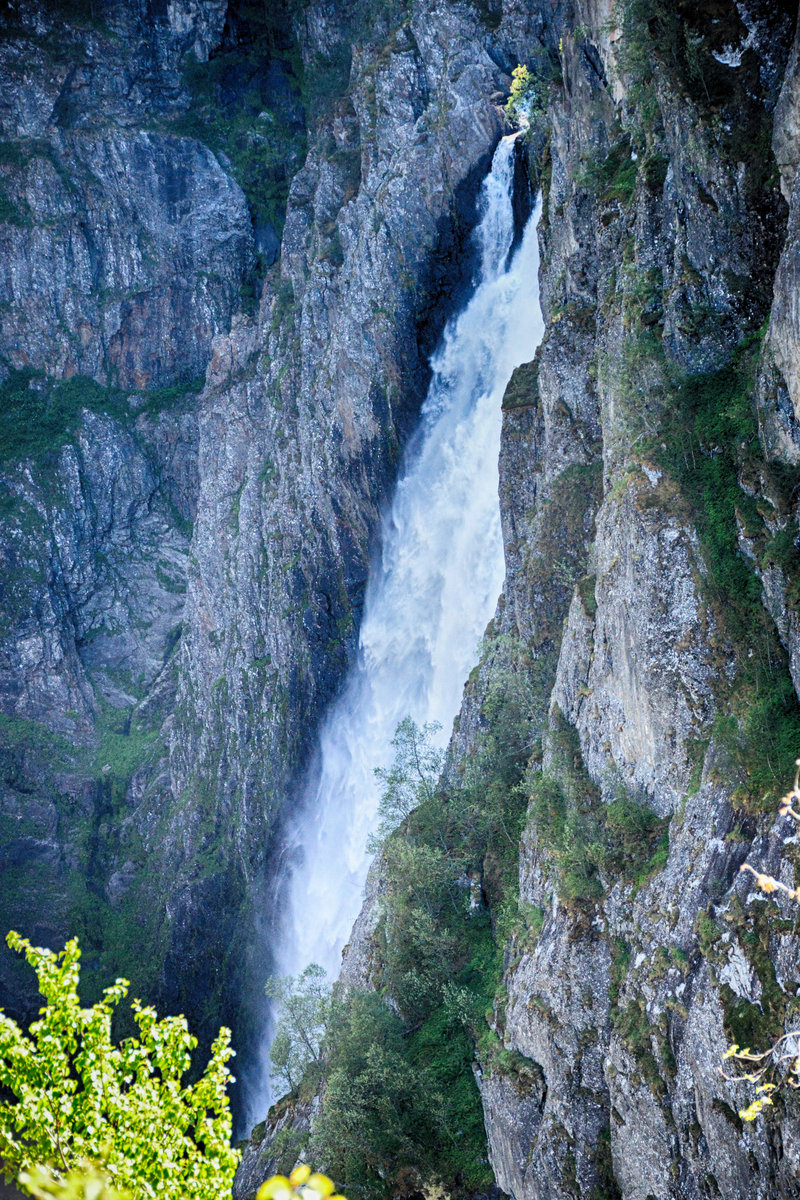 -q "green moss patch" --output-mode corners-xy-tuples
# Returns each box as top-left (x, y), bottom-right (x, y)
(0, 369), (203, 468)
(653, 341), (800, 812)
(502, 358), (540, 412)
(528, 709), (670, 911)
(577, 138), (638, 205)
